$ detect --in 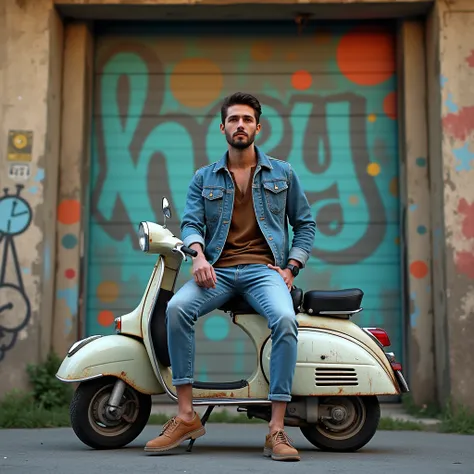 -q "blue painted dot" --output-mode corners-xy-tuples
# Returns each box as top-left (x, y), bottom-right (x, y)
(417, 225), (427, 235)
(416, 157), (426, 167)
(62, 233), (78, 249)
(203, 315), (229, 342)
